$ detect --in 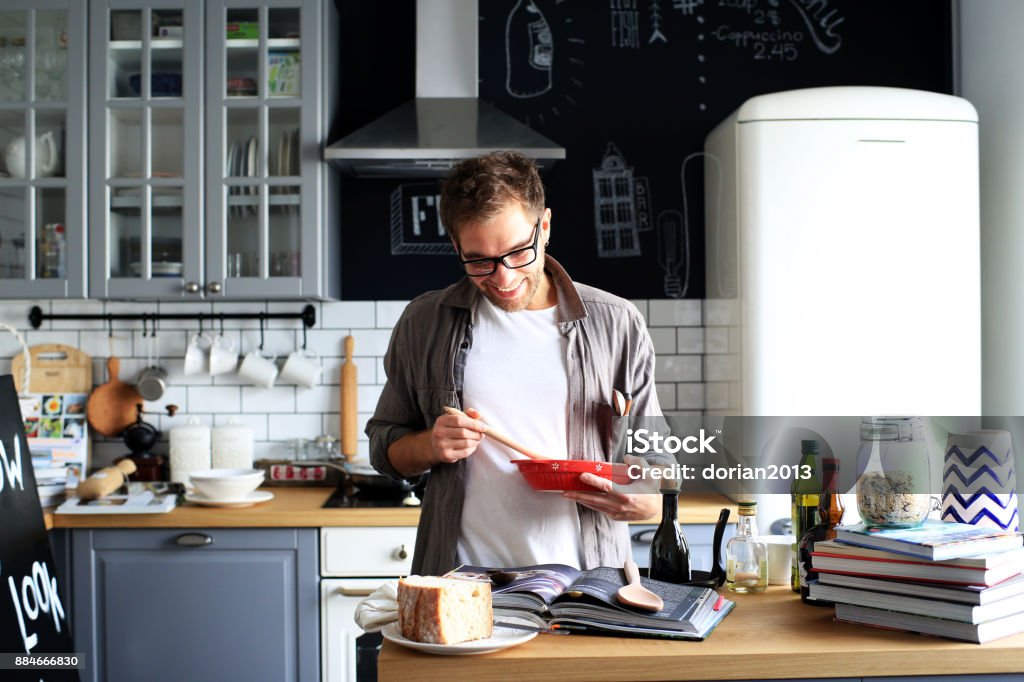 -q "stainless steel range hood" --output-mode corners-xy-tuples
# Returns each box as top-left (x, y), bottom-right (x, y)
(323, 0), (565, 178)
